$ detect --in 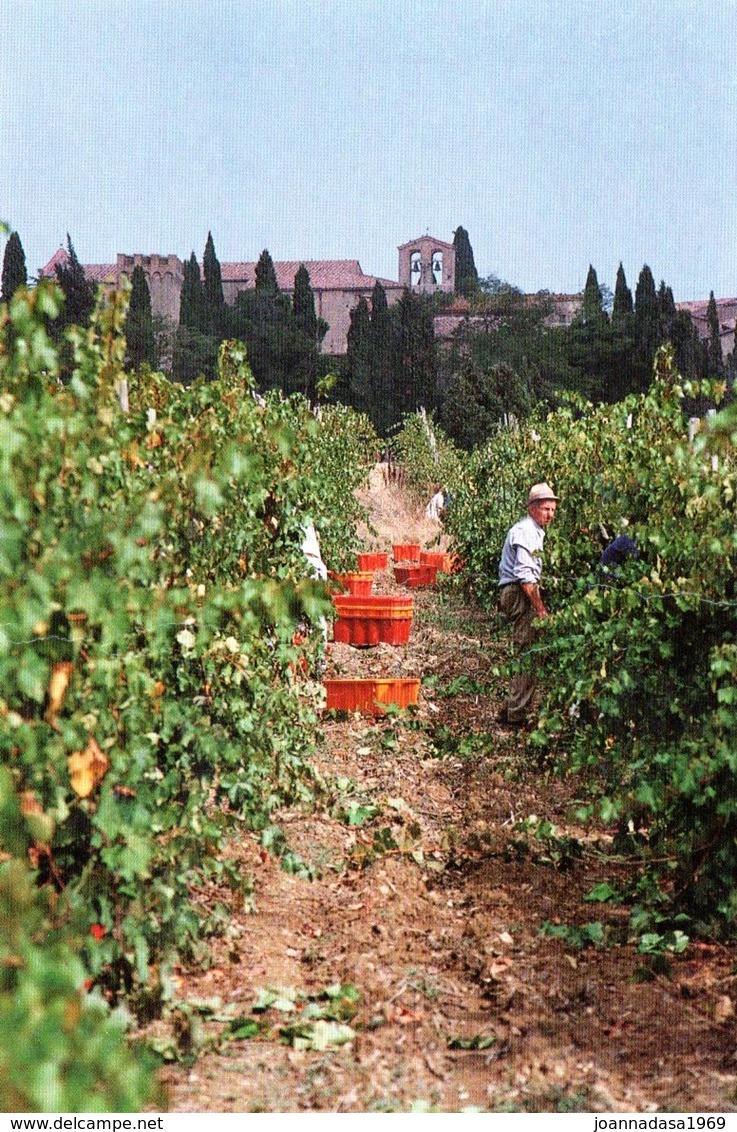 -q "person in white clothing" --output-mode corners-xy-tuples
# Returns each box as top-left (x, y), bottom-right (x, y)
(425, 485), (445, 521)
(497, 482), (559, 726)
(301, 520), (327, 581)
(300, 520), (329, 647)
